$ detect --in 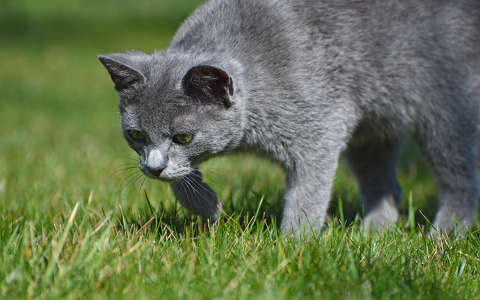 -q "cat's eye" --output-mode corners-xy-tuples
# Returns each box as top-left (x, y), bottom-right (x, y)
(173, 133), (193, 145)
(127, 130), (147, 142)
